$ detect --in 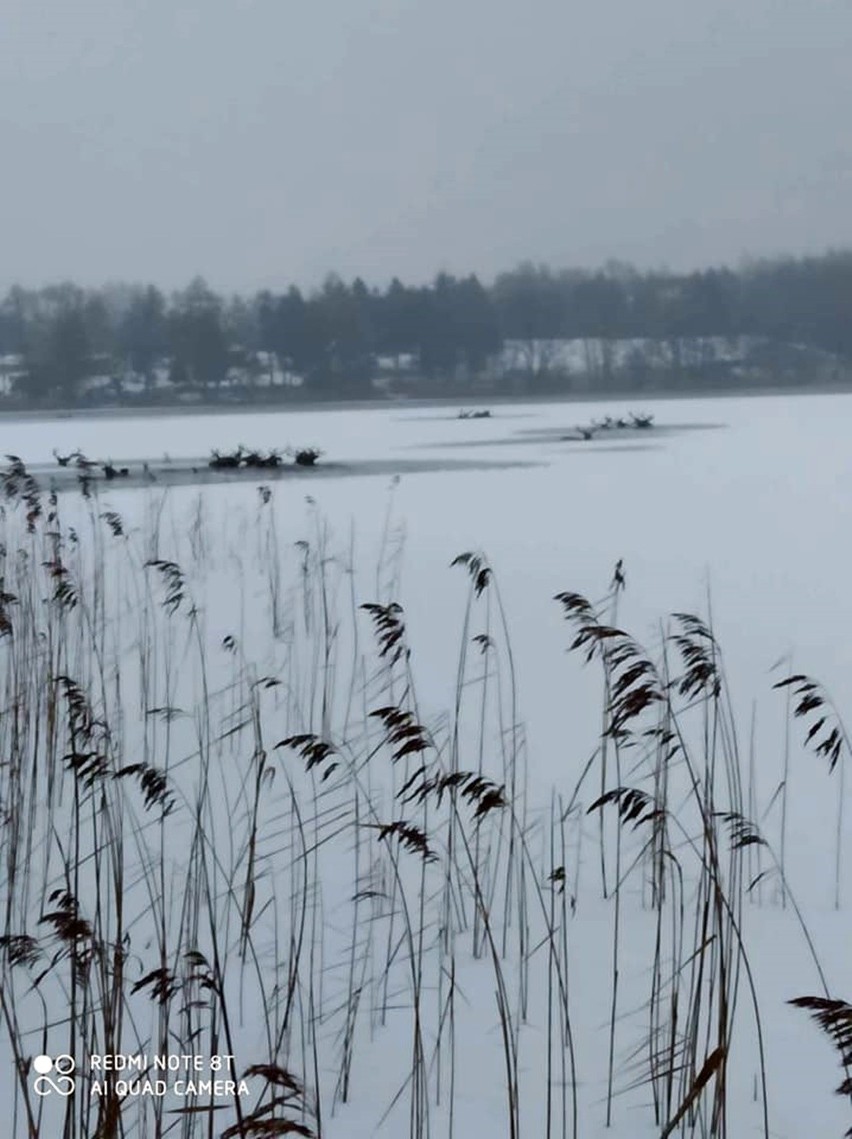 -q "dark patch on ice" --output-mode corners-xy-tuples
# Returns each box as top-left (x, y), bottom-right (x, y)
(514, 421), (727, 438)
(409, 420), (725, 450)
(394, 412), (541, 422)
(31, 455), (541, 495)
(547, 442), (664, 454)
